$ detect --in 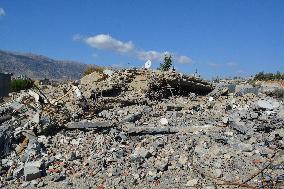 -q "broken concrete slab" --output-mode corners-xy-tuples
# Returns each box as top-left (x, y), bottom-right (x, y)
(72, 85), (82, 98)
(0, 124), (12, 157)
(208, 84), (228, 98)
(13, 164), (24, 178)
(256, 99), (280, 110)
(0, 114), (12, 124)
(65, 121), (111, 129)
(235, 85), (259, 96)
(125, 126), (178, 135)
(164, 105), (183, 111)
(229, 121), (250, 135)
(28, 90), (41, 103)
(123, 112), (142, 123)
(24, 161), (43, 181)
(145, 70), (213, 99)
